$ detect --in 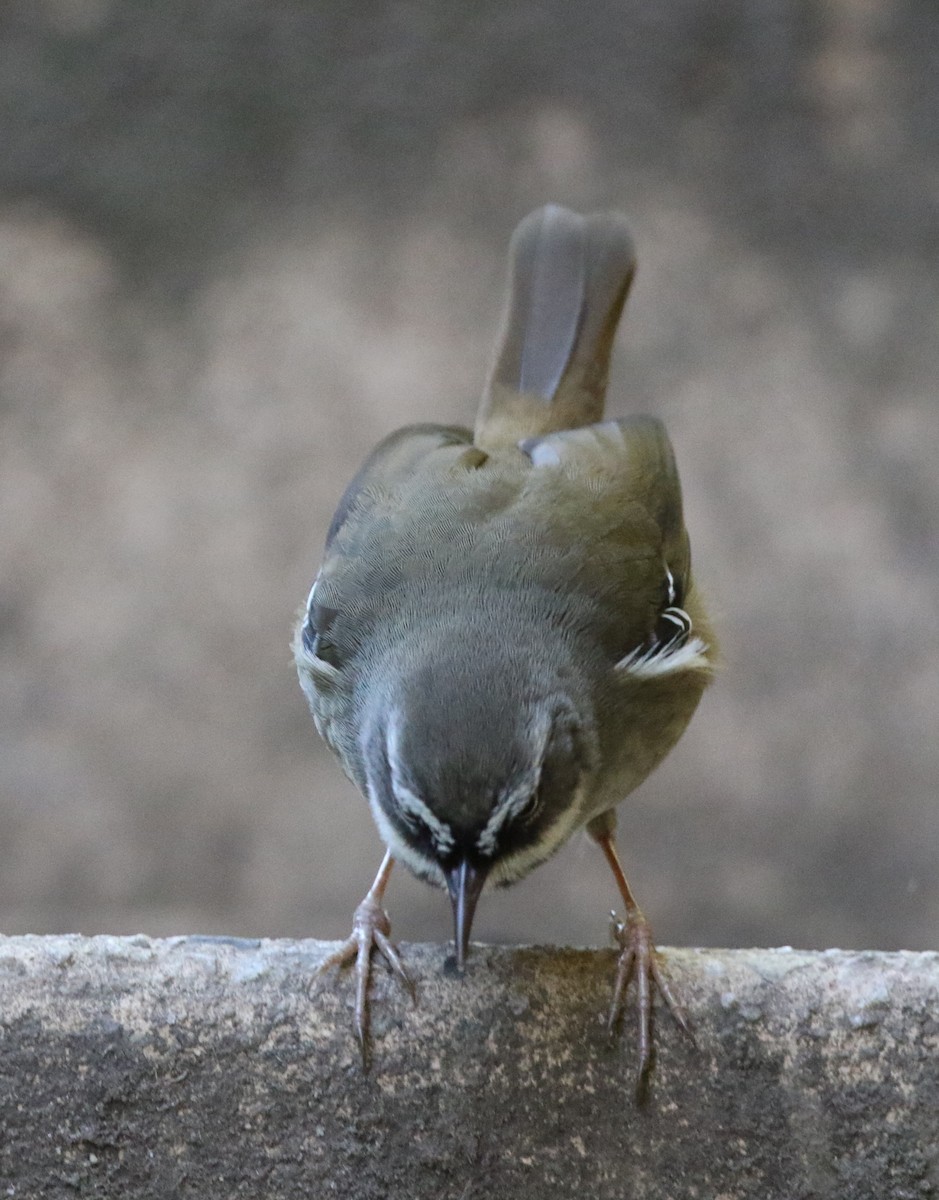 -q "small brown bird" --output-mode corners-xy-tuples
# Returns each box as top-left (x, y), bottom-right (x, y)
(294, 204), (715, 1096)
